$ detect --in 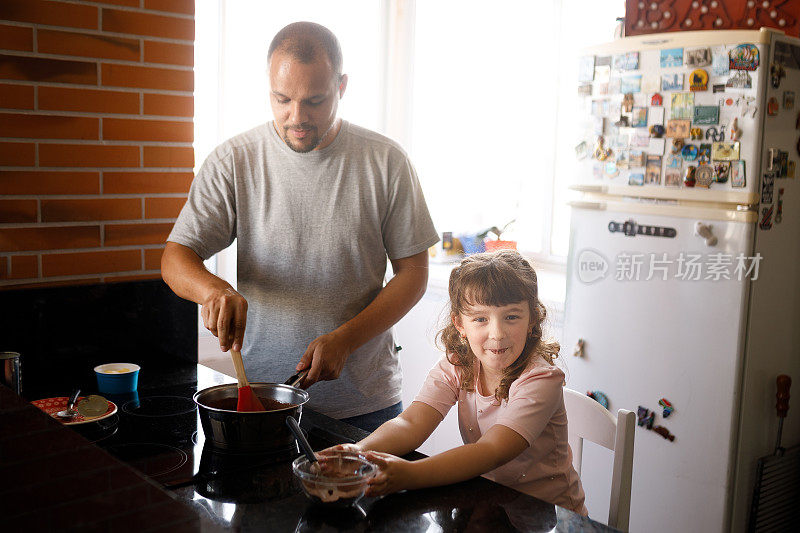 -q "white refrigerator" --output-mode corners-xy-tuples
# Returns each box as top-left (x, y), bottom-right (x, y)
(562, 28), (800, 532)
